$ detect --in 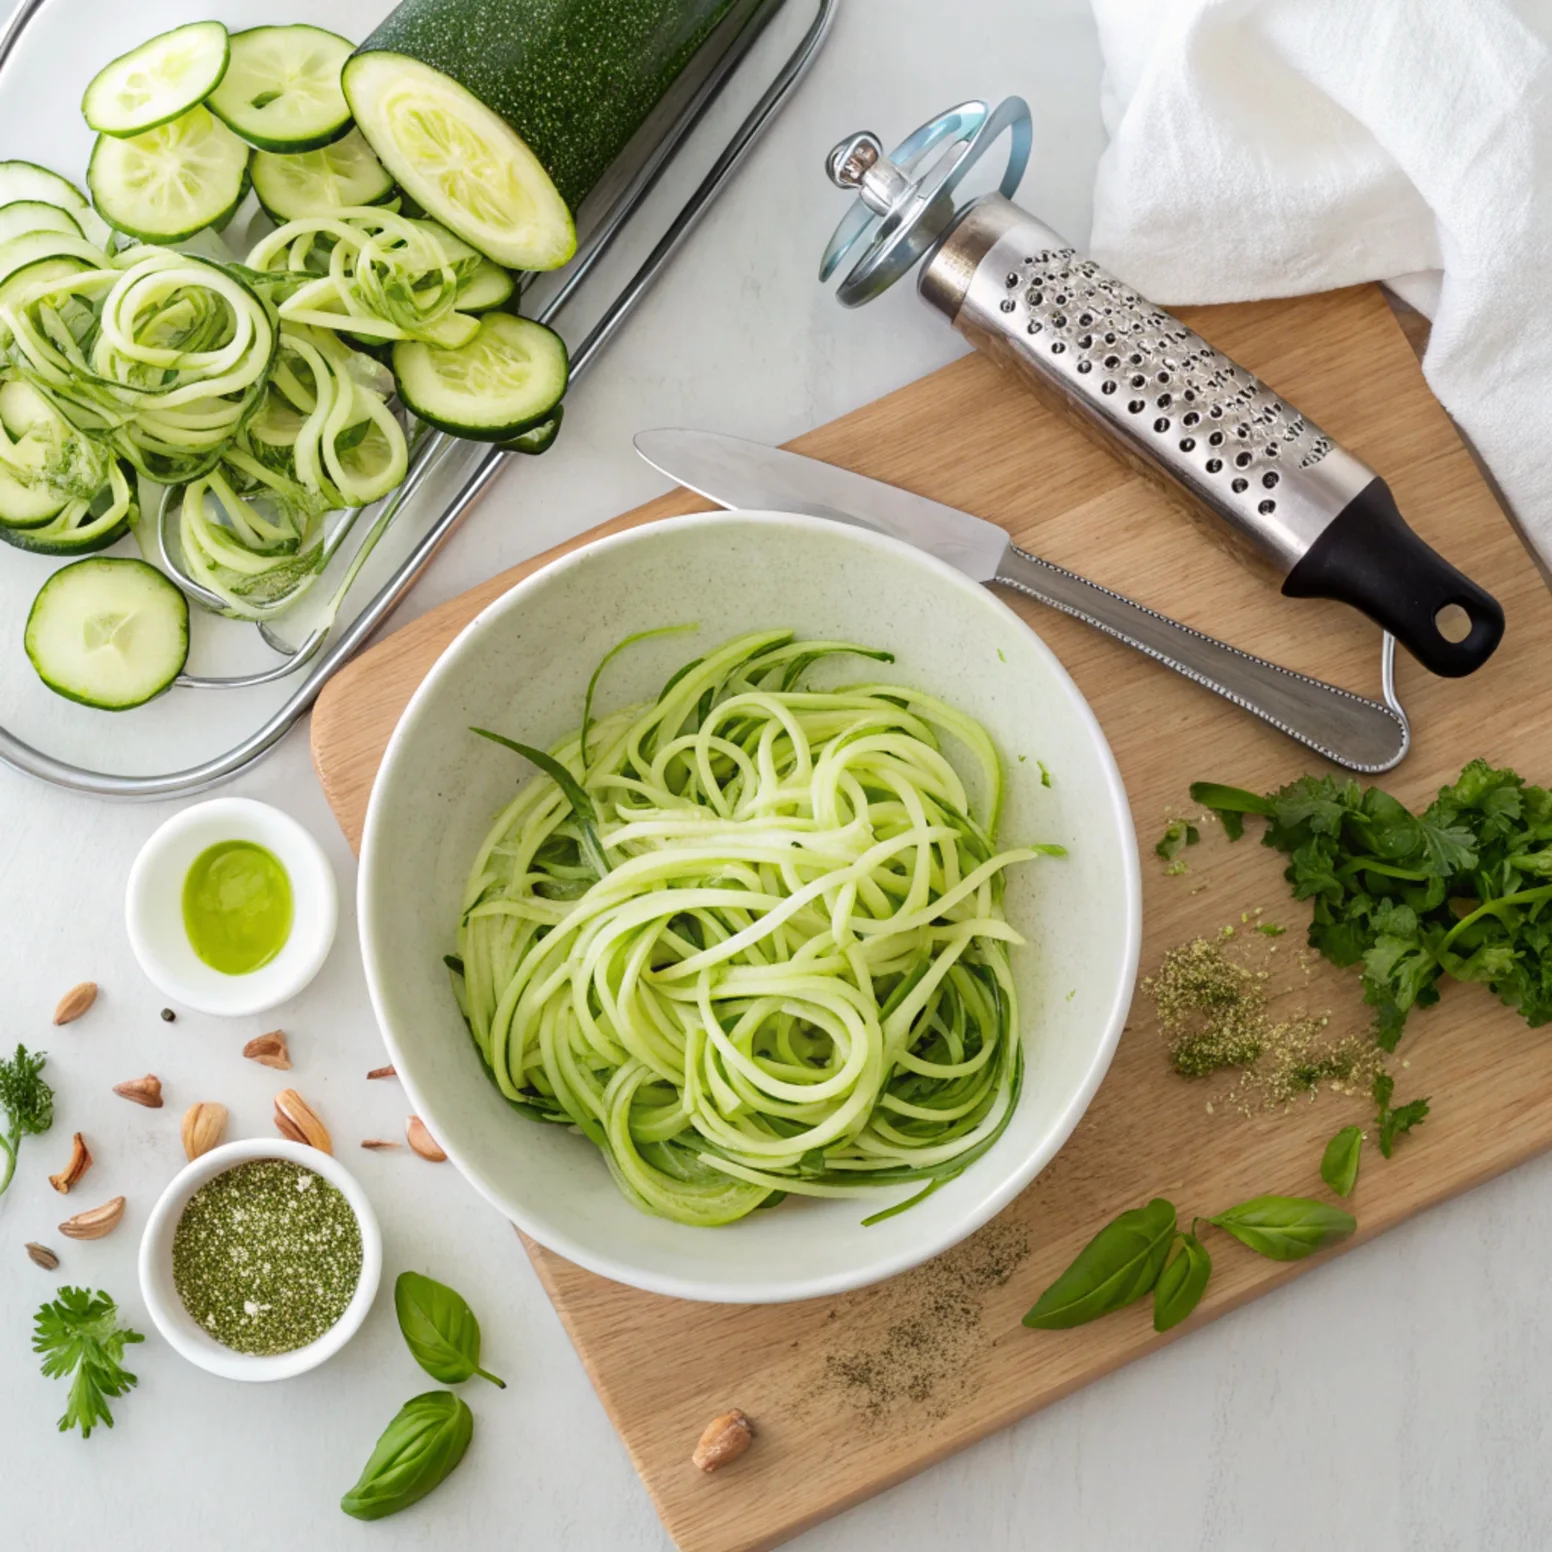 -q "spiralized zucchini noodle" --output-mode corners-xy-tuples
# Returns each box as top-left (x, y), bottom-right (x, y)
(450, 630), (1062, 1228)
